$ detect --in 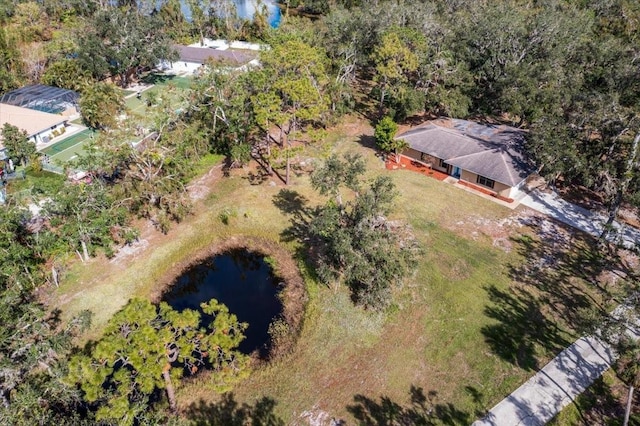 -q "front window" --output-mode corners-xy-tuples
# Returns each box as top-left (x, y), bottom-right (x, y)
(476, 175), (495, 189)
